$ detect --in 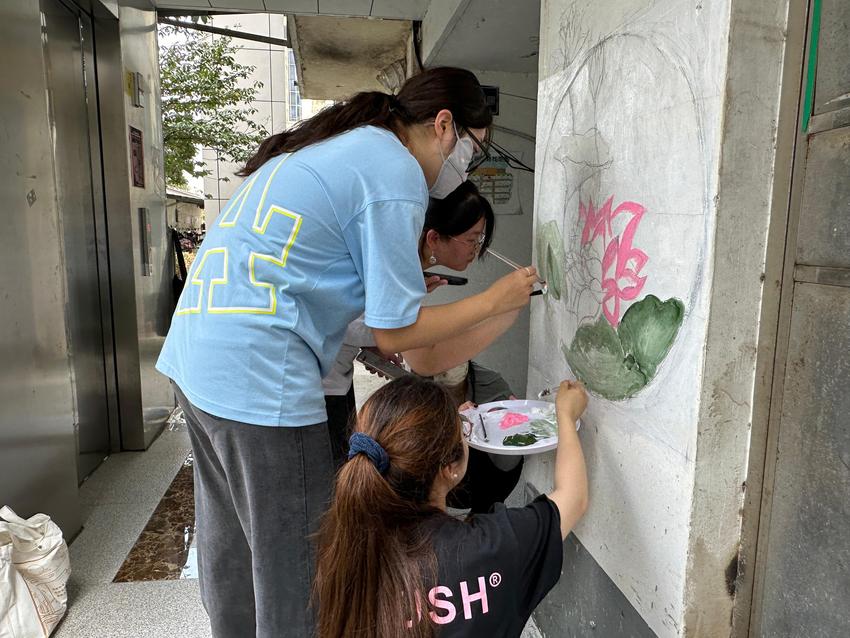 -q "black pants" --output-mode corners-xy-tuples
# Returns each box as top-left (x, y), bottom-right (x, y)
(325, 385), (357, 469)
(450, 361), (524, 513)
